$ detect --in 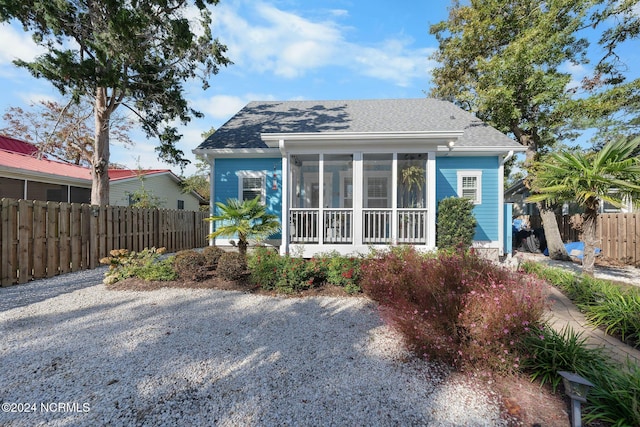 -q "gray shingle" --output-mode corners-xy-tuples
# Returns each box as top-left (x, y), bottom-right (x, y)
(196, 99), (523, 150)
